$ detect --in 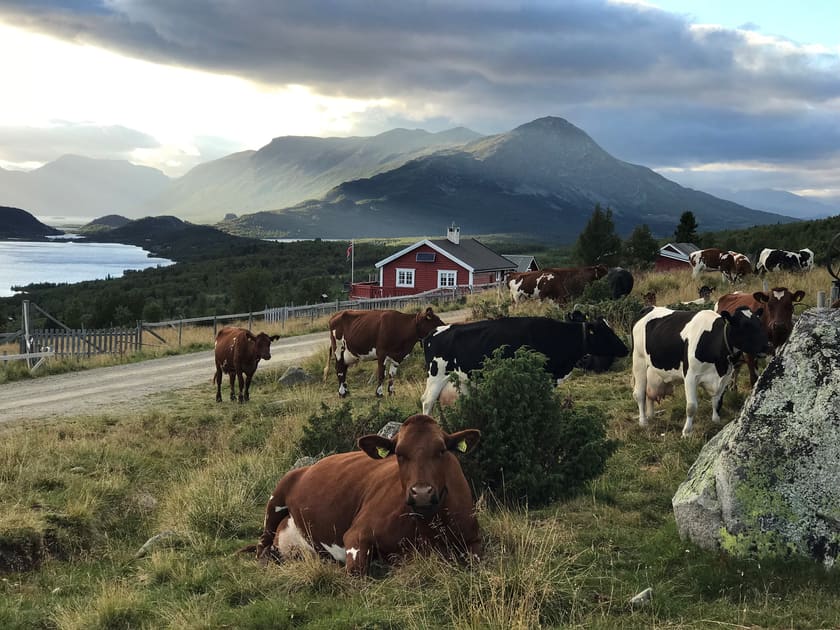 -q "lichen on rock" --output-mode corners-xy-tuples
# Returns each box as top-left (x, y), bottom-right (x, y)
(673, 308), (840, 565)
